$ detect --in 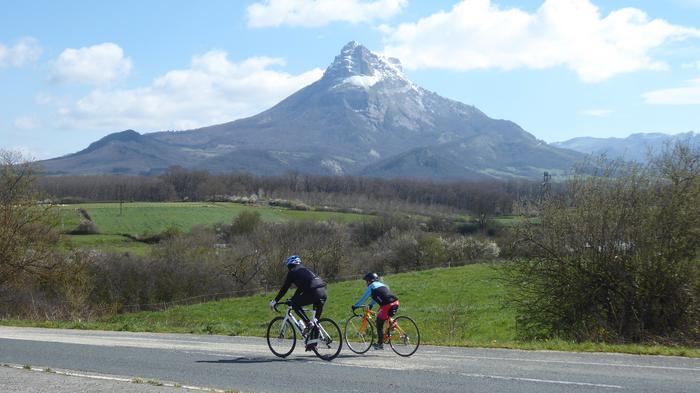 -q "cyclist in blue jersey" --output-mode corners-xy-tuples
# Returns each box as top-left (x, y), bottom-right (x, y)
(351, 272), (399, 350)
